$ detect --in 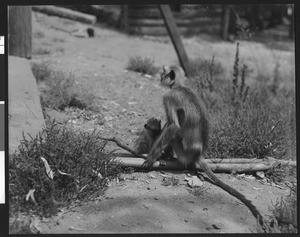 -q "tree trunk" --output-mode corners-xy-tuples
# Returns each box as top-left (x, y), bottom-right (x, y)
(9, 6), (32, 59)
